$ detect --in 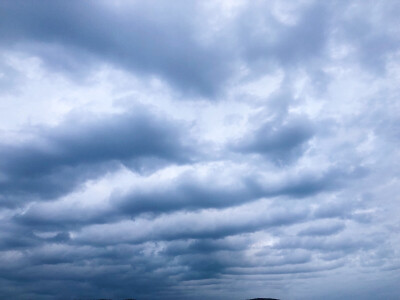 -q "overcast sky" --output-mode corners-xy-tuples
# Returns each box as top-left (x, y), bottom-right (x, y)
(0, 0), (400, 299)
